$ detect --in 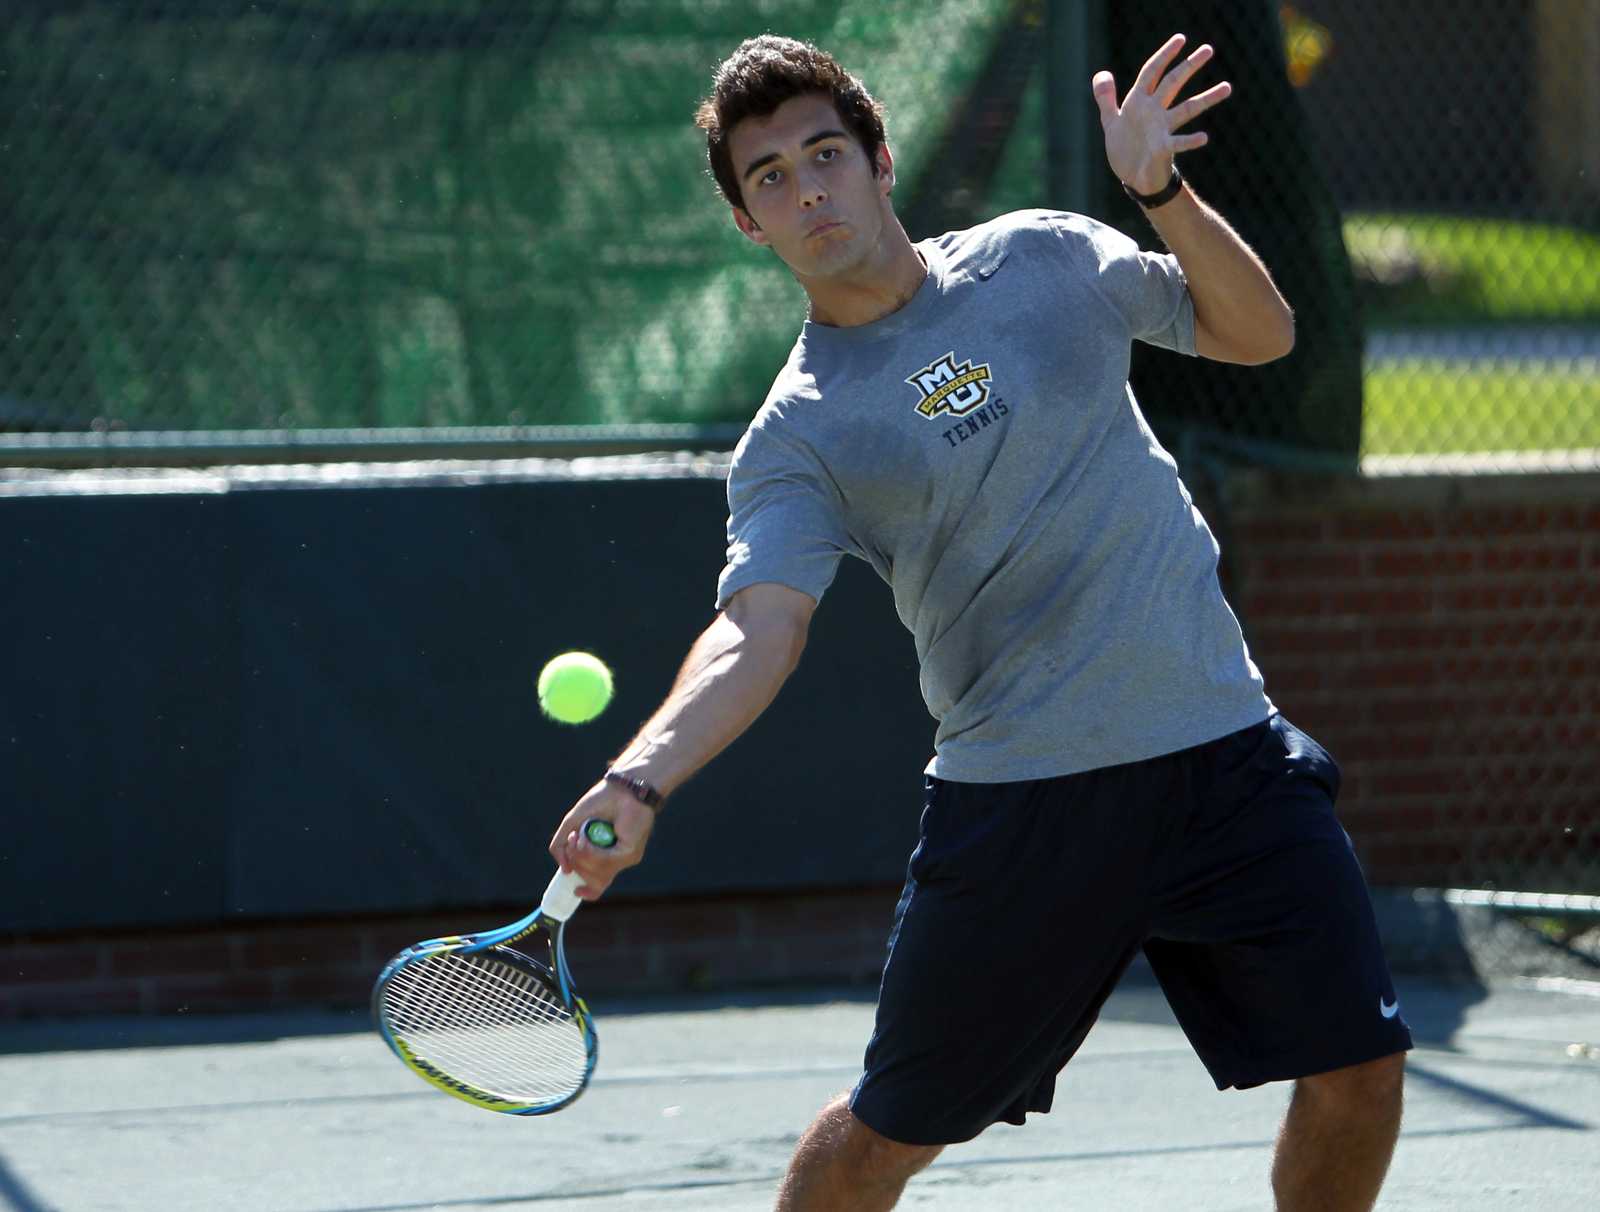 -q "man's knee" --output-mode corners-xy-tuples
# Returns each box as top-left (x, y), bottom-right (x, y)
(1297, 1051), (1406, 1115)
(824, 1099), (943, 1185)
